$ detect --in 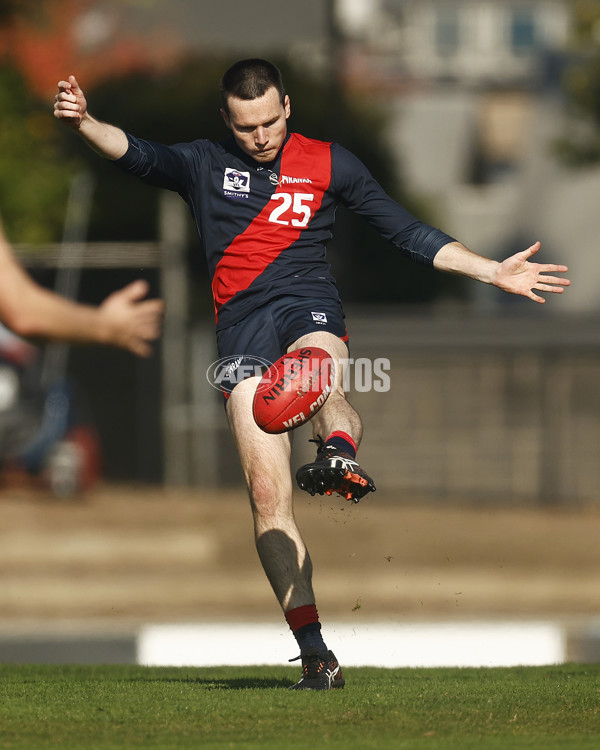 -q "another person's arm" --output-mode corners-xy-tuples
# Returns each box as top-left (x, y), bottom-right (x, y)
(0, 217), (164, 356)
